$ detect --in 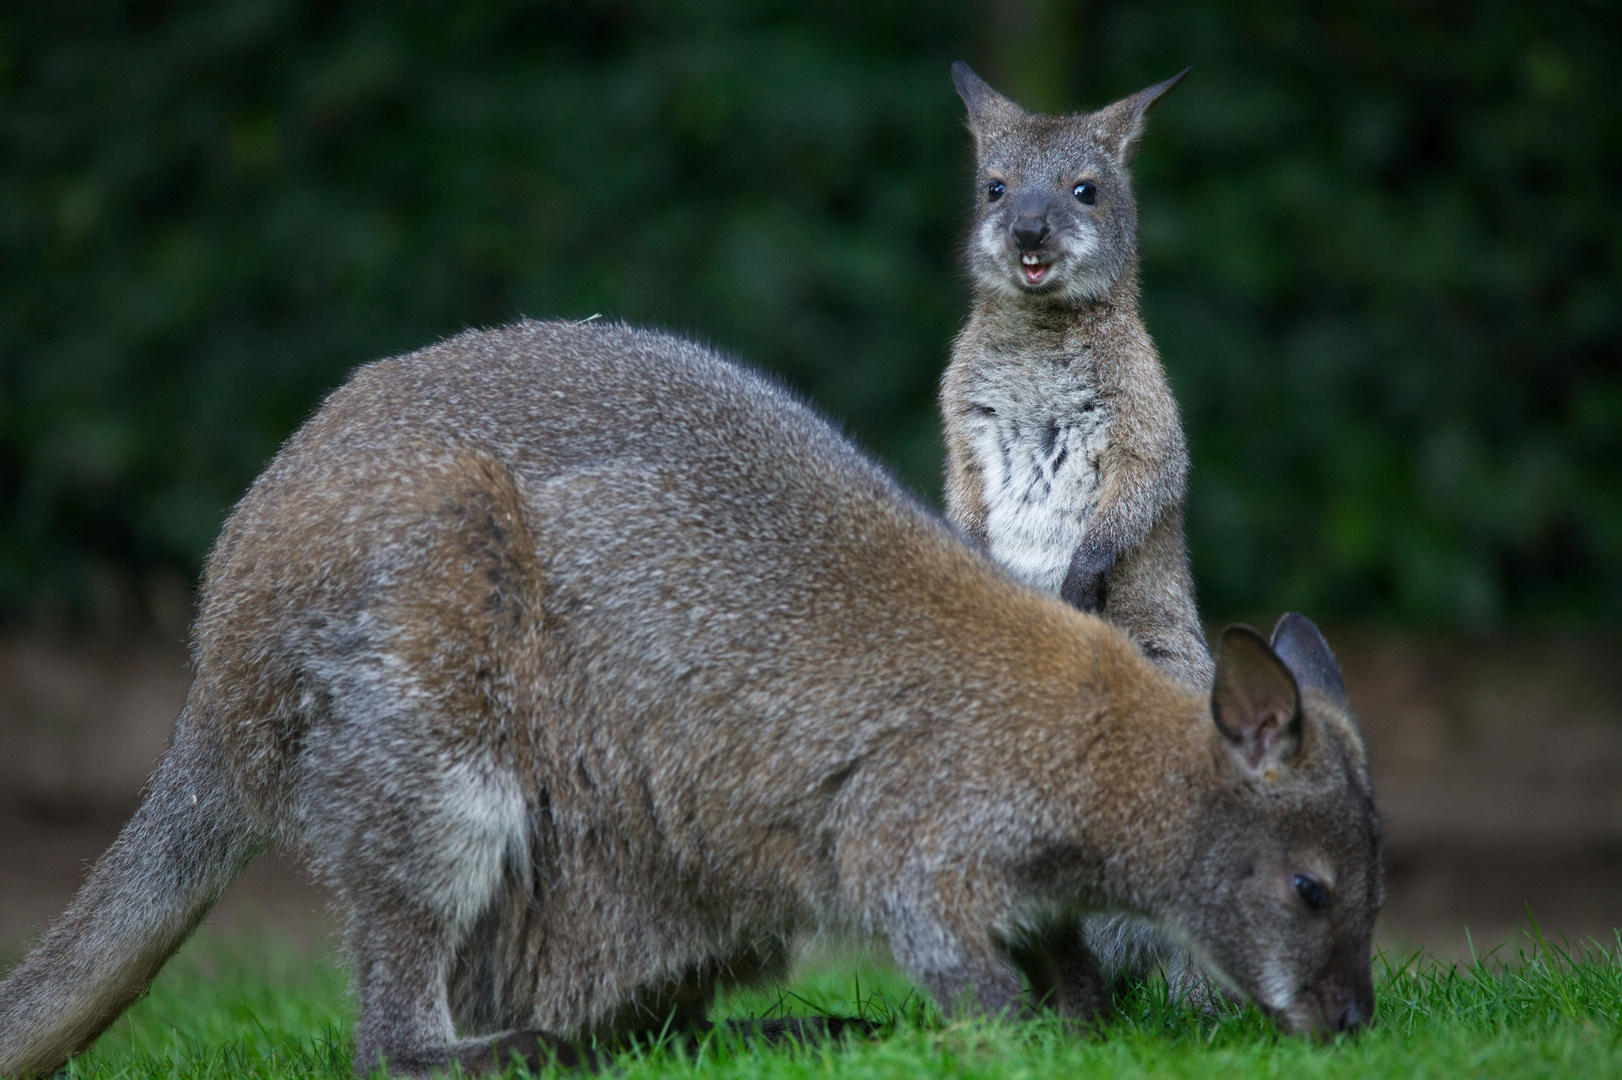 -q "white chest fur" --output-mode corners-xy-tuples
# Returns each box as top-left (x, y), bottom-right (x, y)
(961, 357), (1109, 595)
